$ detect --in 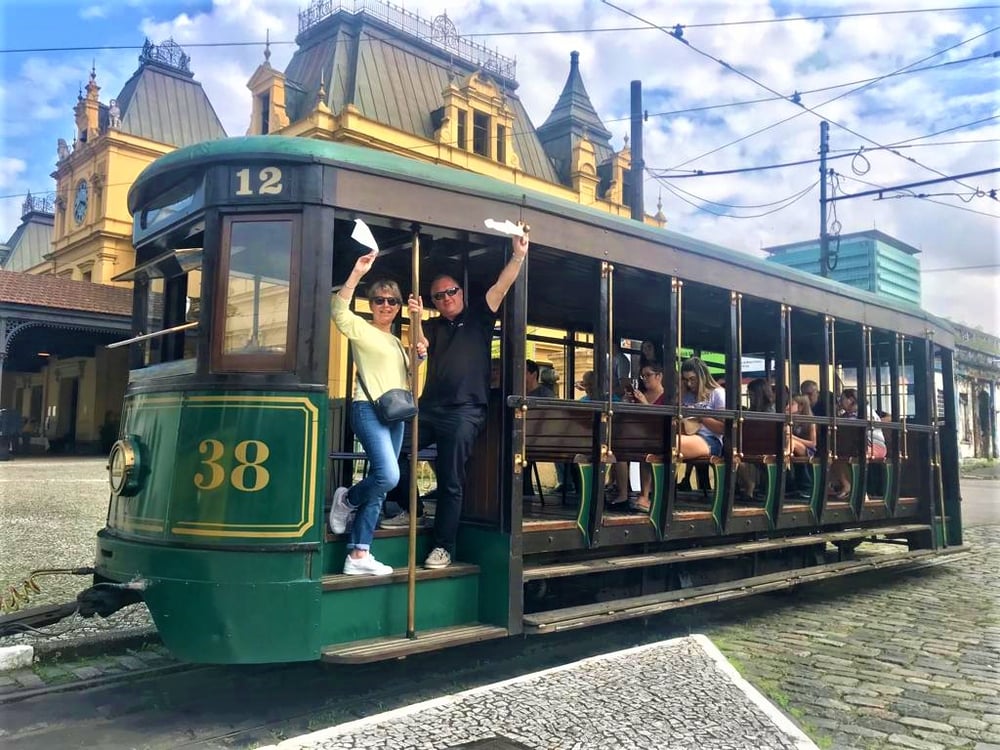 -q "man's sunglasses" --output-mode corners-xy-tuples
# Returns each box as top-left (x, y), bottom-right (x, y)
(431, 286), (461, 302)
(371, 296), (401, 307)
